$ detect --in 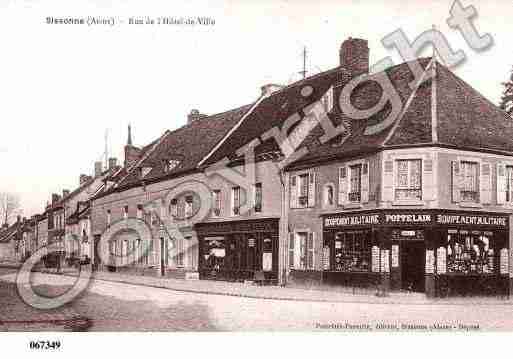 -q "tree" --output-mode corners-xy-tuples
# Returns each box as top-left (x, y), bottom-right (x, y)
(500, 66), (513, 117)
(0, 192), (21, 226)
